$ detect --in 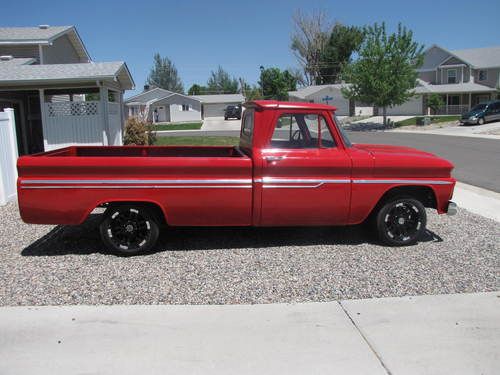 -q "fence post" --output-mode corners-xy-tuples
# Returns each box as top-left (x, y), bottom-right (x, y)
(0, 108), (19, 205)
